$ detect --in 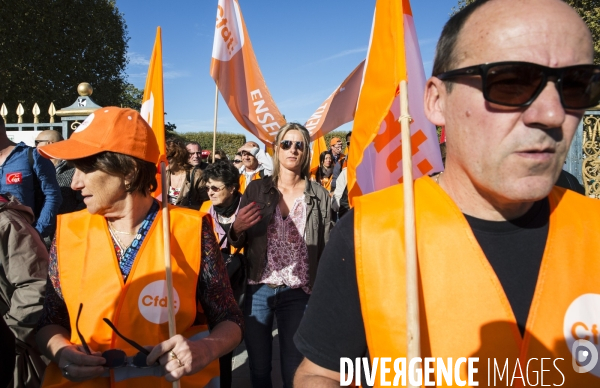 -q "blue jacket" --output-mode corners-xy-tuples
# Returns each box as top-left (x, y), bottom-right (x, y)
(0, 143), (61, 238)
